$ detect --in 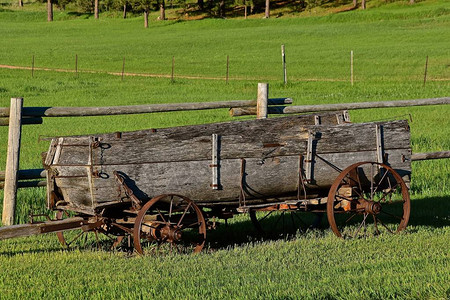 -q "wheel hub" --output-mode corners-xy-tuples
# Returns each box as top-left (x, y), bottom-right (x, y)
(160, 225), (182, 242)
(358, 199), (382, 215)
